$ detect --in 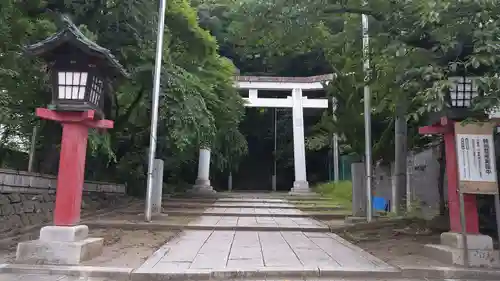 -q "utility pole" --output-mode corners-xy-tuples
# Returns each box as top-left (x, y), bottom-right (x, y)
(393, 47), (408, 214)
(272, 108), (277, 191)
(145, 0), (167, 222)
(361, 6), (373, 222)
